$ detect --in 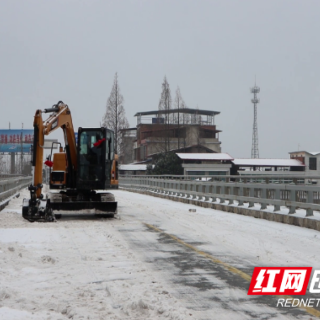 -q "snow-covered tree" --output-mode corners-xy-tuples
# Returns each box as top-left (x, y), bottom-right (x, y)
(102, 73), (129, 156)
